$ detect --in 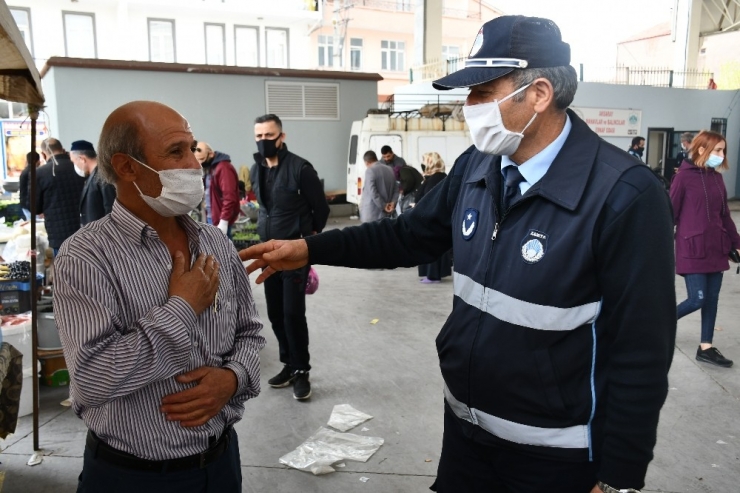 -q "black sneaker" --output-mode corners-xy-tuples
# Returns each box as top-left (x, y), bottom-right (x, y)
(268, 365), (295, 388)
(696, 346), (734, 368)
(293, 371), (311, 400)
